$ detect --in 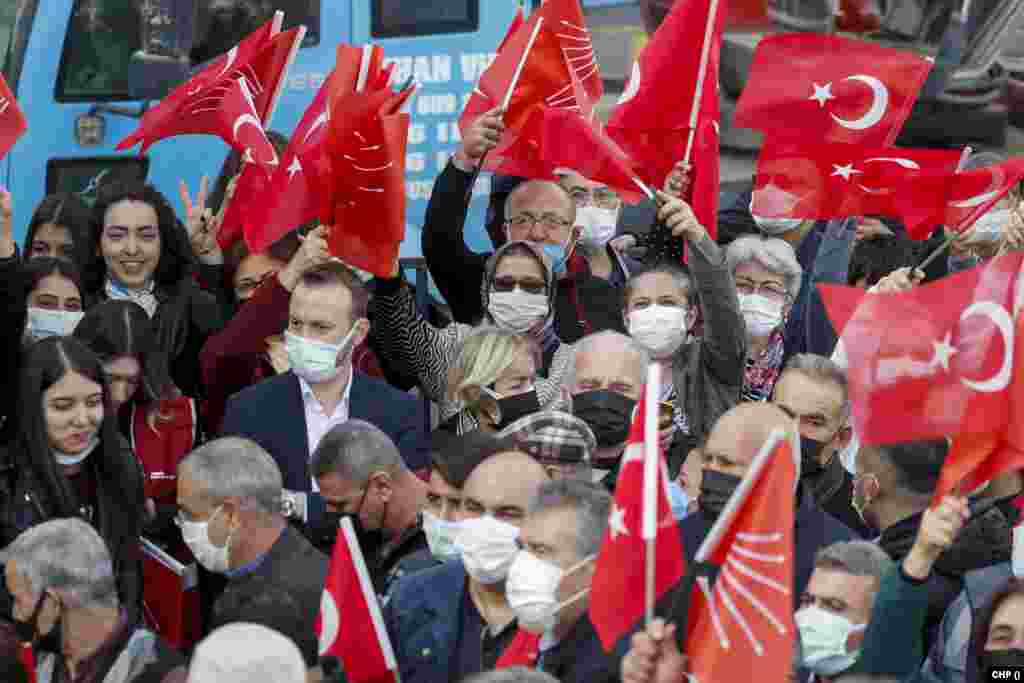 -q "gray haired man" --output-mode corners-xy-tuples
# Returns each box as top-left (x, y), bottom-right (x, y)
(2, 518), (183, 682)
(176, 437), (327, 663)
(505, 479), (616, 683)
